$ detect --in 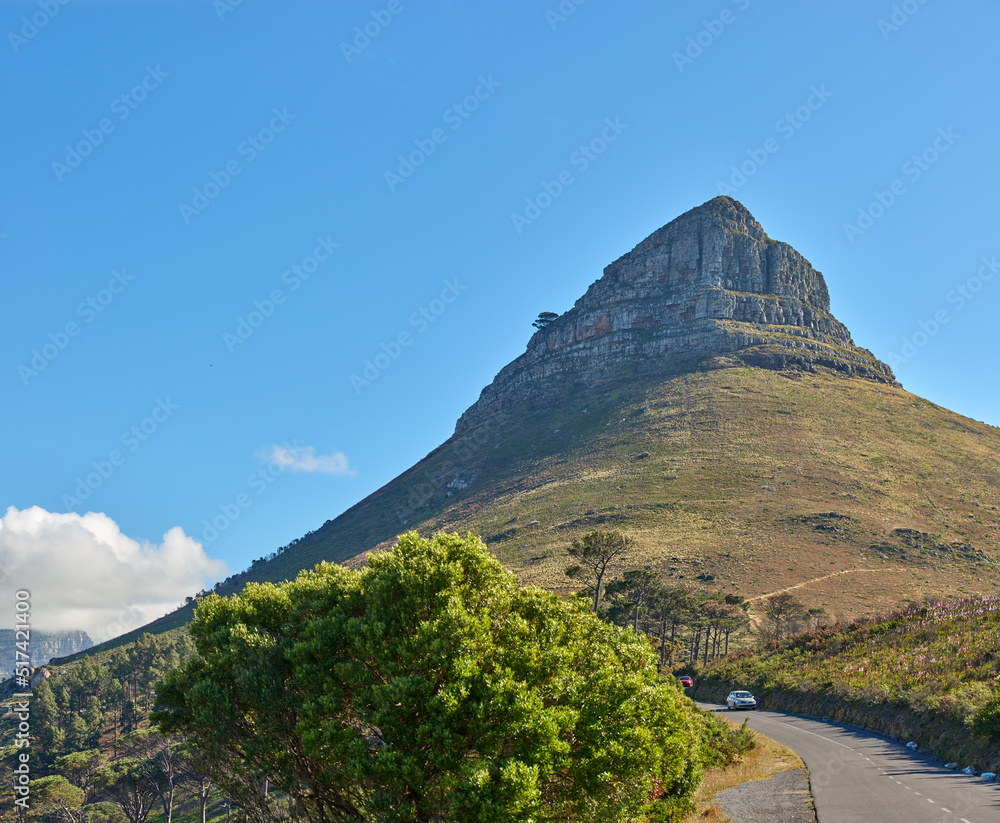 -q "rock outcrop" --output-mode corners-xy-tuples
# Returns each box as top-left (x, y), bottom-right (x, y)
(0, 629), (92, 681)
(457, 197), (896, 433)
